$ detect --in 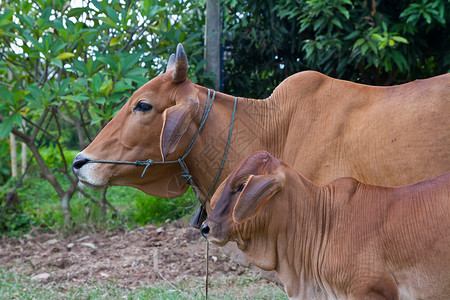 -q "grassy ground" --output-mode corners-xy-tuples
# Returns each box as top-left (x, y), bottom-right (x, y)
(0, 172), (288, 299)
(0, 268), (287, 300)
